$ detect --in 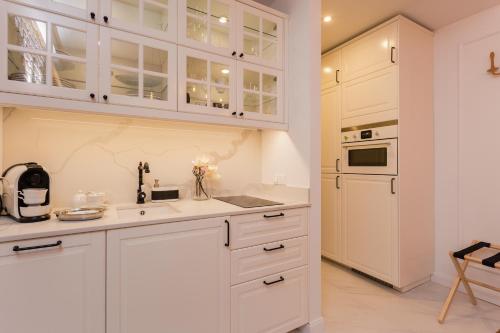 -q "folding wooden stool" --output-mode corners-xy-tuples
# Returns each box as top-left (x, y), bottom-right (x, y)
(438, 240), (500, 324)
